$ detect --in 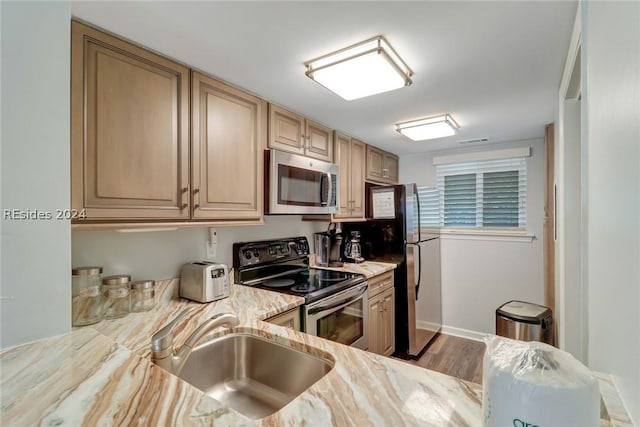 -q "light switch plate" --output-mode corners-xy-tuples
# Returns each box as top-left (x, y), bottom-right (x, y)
(206, 228), (217, 258)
